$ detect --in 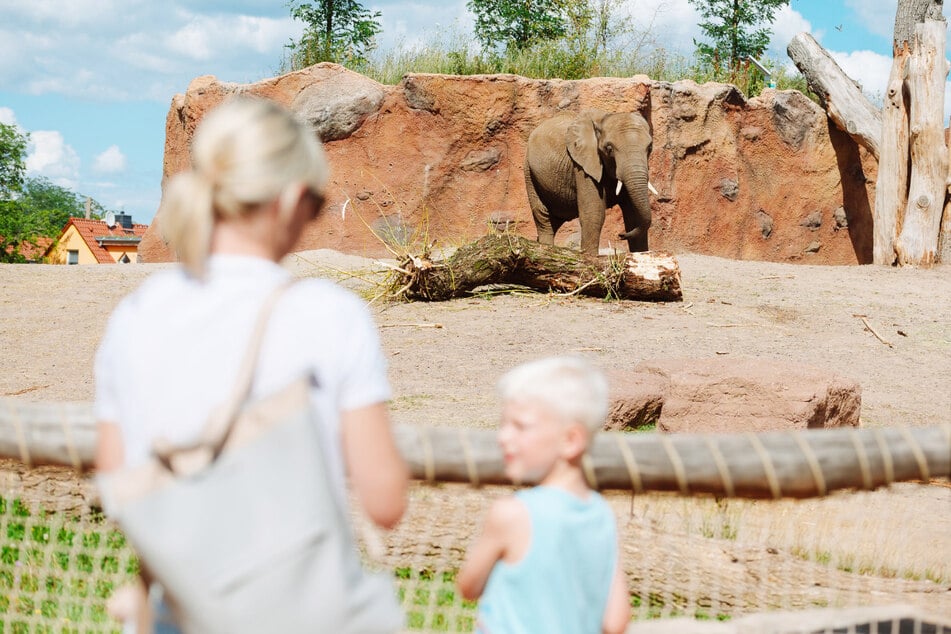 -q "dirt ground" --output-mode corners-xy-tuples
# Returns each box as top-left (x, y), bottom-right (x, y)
(1, 248), (950, 620)
(5, 248), (948, 428)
